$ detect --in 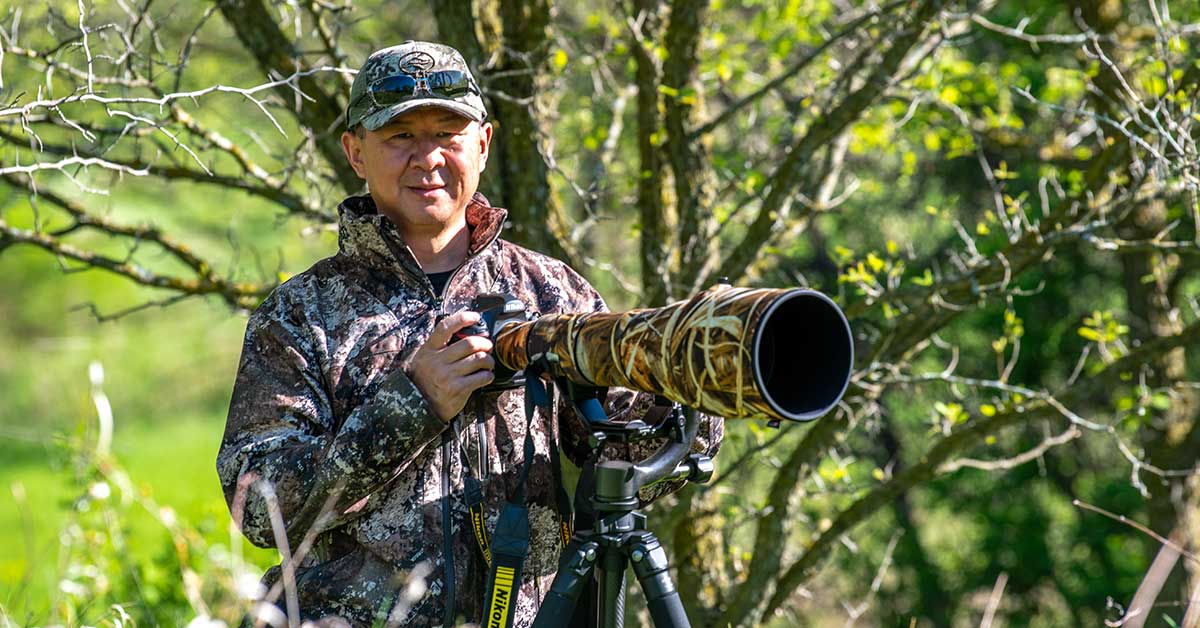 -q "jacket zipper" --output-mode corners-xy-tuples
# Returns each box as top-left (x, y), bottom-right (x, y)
(440, 430), (456, 628)
(381, 211), (499, 624)
(432, 231), (498, 627)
